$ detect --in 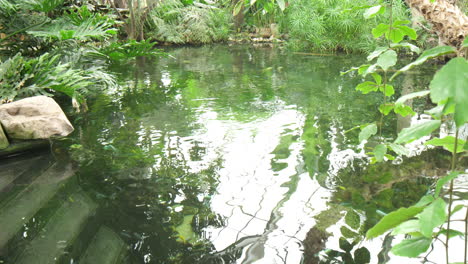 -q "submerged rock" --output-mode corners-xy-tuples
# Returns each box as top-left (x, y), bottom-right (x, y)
(0, 96), (74, 139)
